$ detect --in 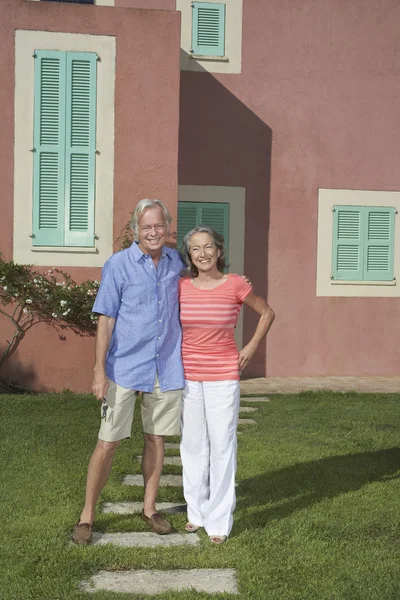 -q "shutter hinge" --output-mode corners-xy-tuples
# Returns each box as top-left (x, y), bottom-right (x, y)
(332, 207), (335, 212)
(29, 234), (34, 238)
(95, 150), (100, 155)
(330, 275), (334, 279)
(191, 2), (194, 7)
(395, 210), (398, 215)
(393, 277), (396, 281)
(32, 52), (37, 59)
(30, 148), (36, 153)
(96, 55), (101, 62)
